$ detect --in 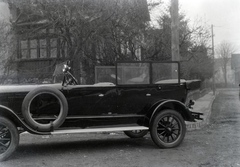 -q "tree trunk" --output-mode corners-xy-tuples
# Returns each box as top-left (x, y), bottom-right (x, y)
(223, 65), (227, 87)
(72, 54), (81, 84)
